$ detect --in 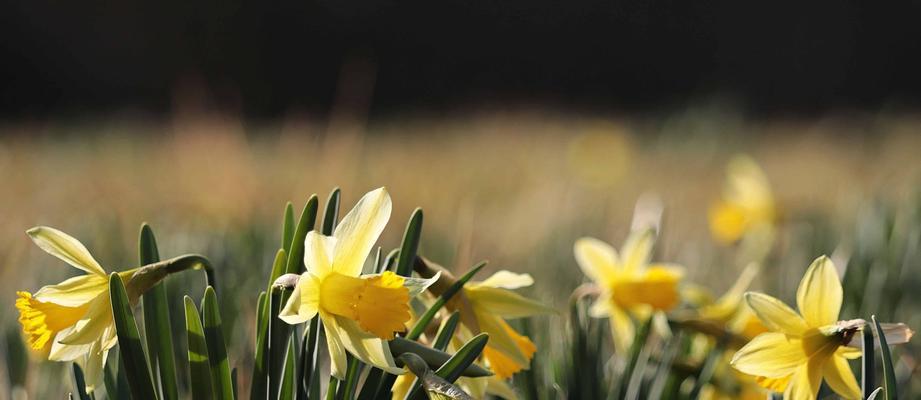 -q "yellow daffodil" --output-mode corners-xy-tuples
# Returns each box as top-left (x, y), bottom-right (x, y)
(574, 229), (684, 352)
(16, 227), (127, 391)
(731, 256), (914, 399)
(278, 188), (438, 379)
(709, 155), (776, 245)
